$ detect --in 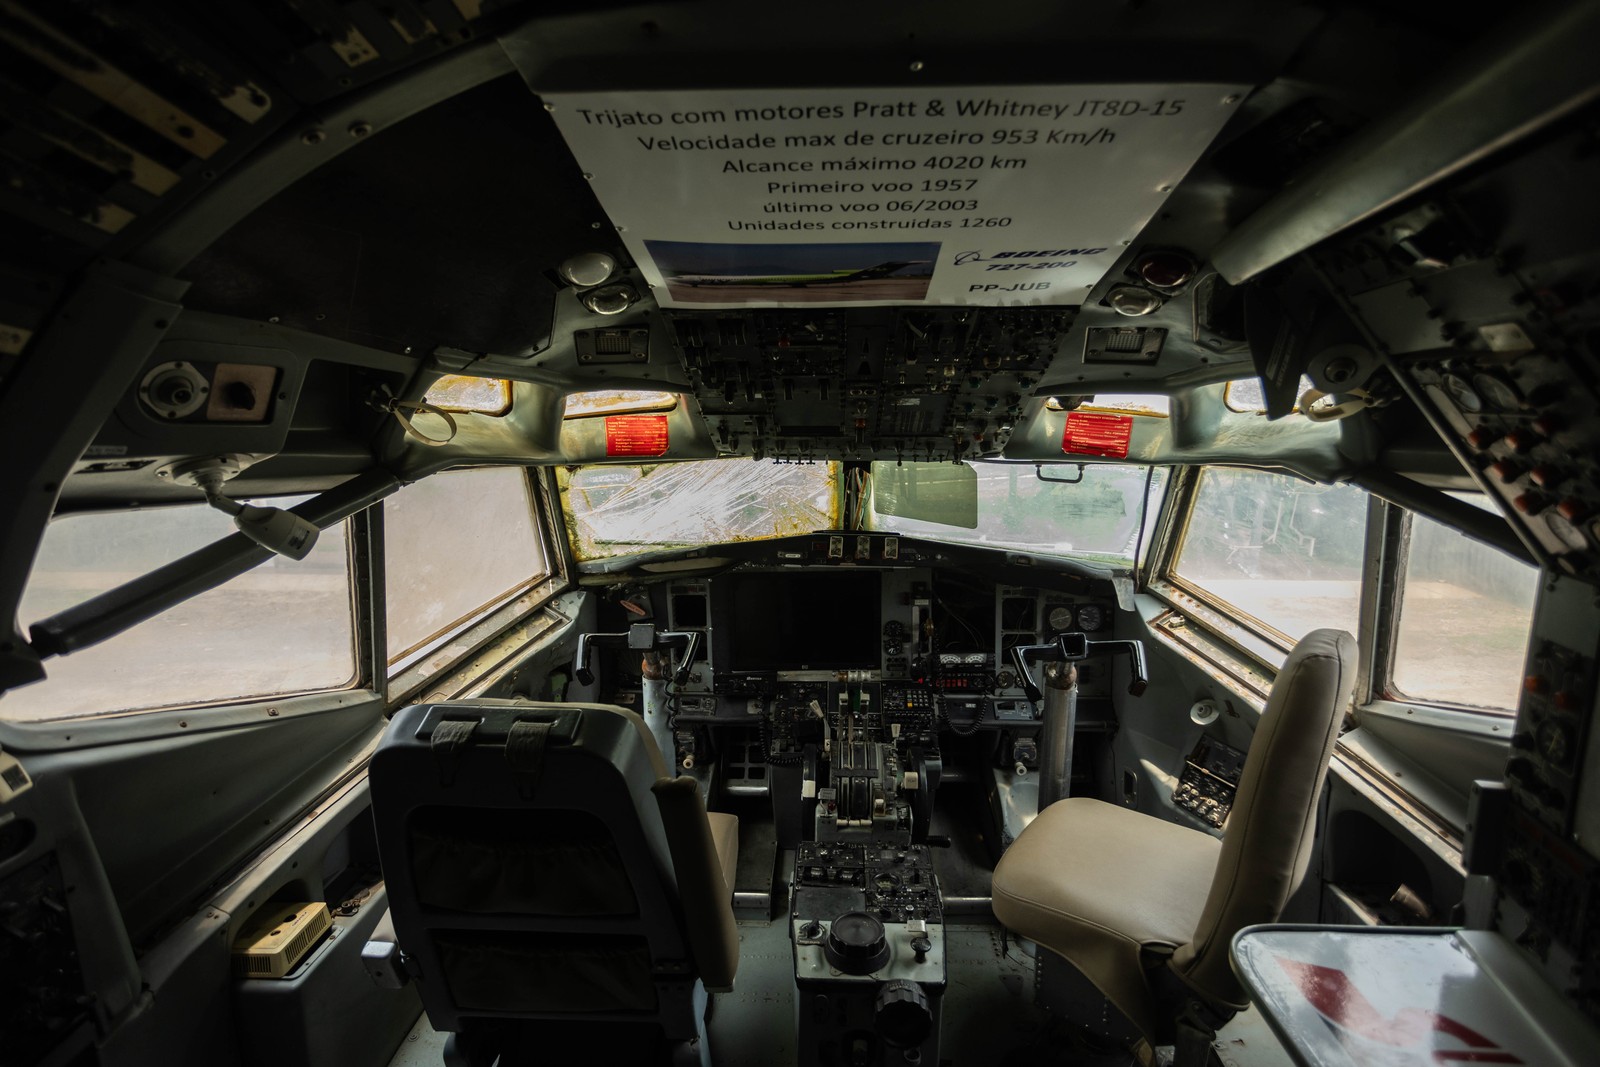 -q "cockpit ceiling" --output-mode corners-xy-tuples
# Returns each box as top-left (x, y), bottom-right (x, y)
(2, 4), (1598, 508)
